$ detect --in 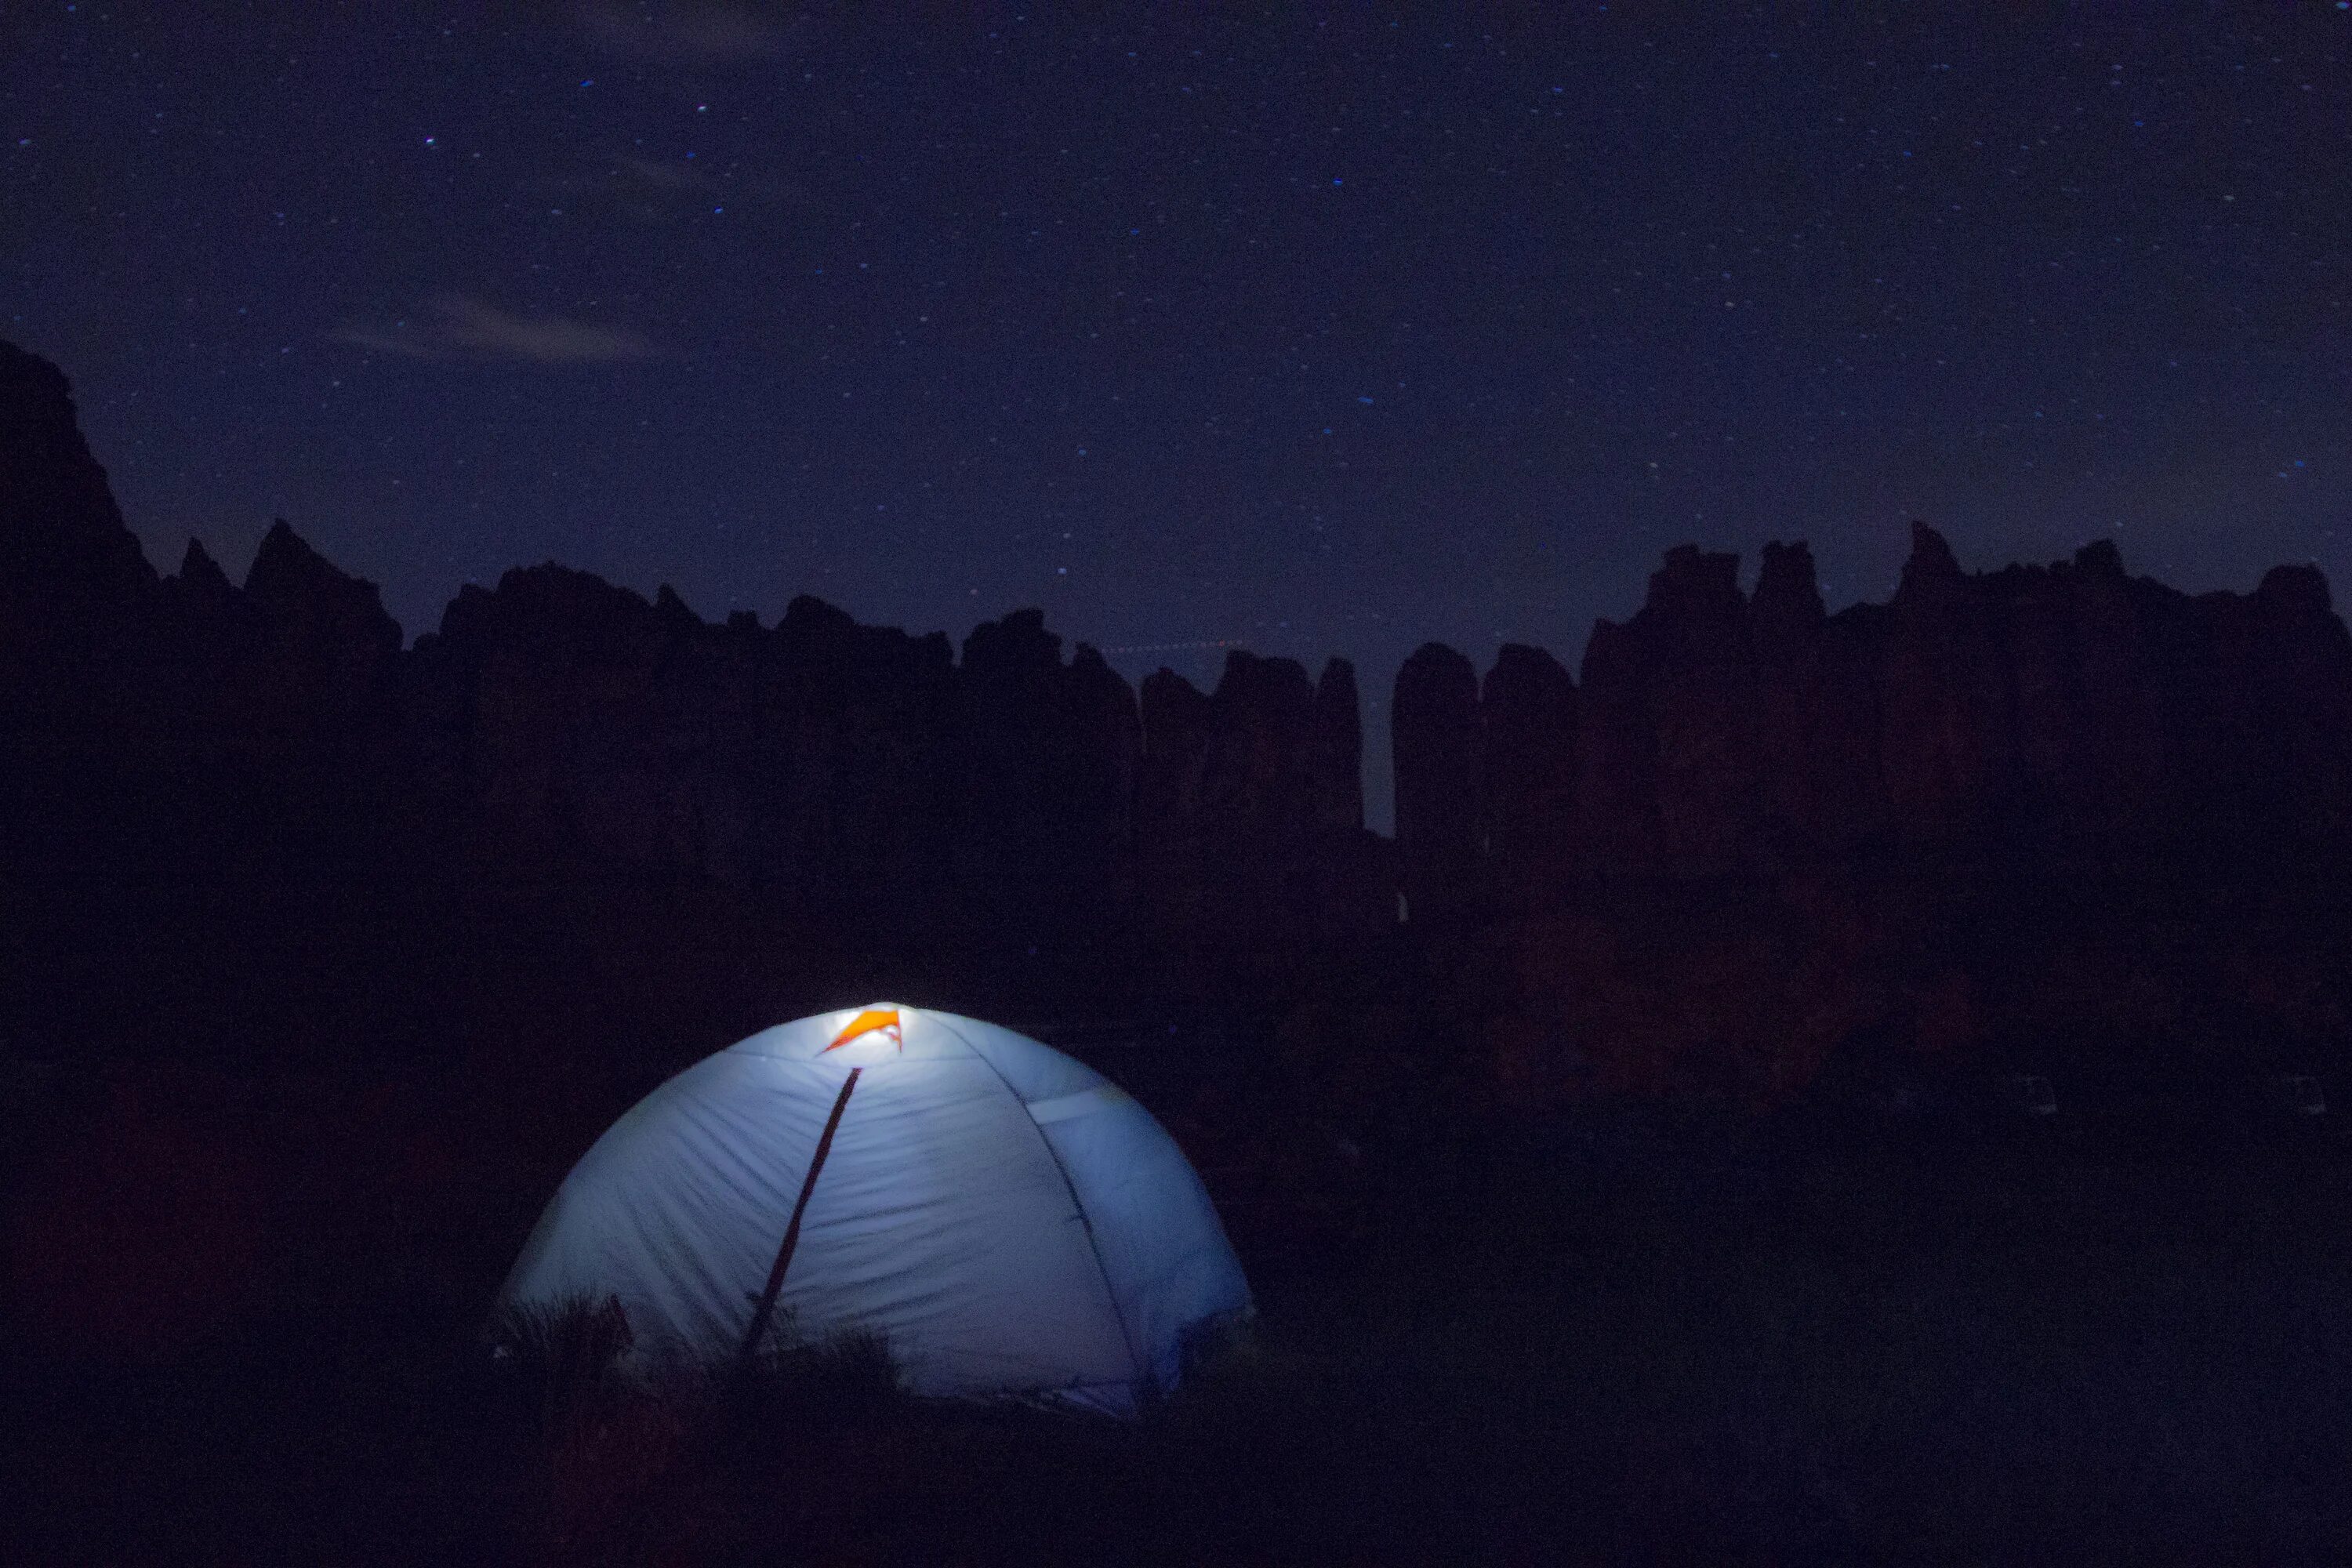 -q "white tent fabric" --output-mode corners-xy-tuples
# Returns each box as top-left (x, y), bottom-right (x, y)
(498, 1005), (1251, 1414)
